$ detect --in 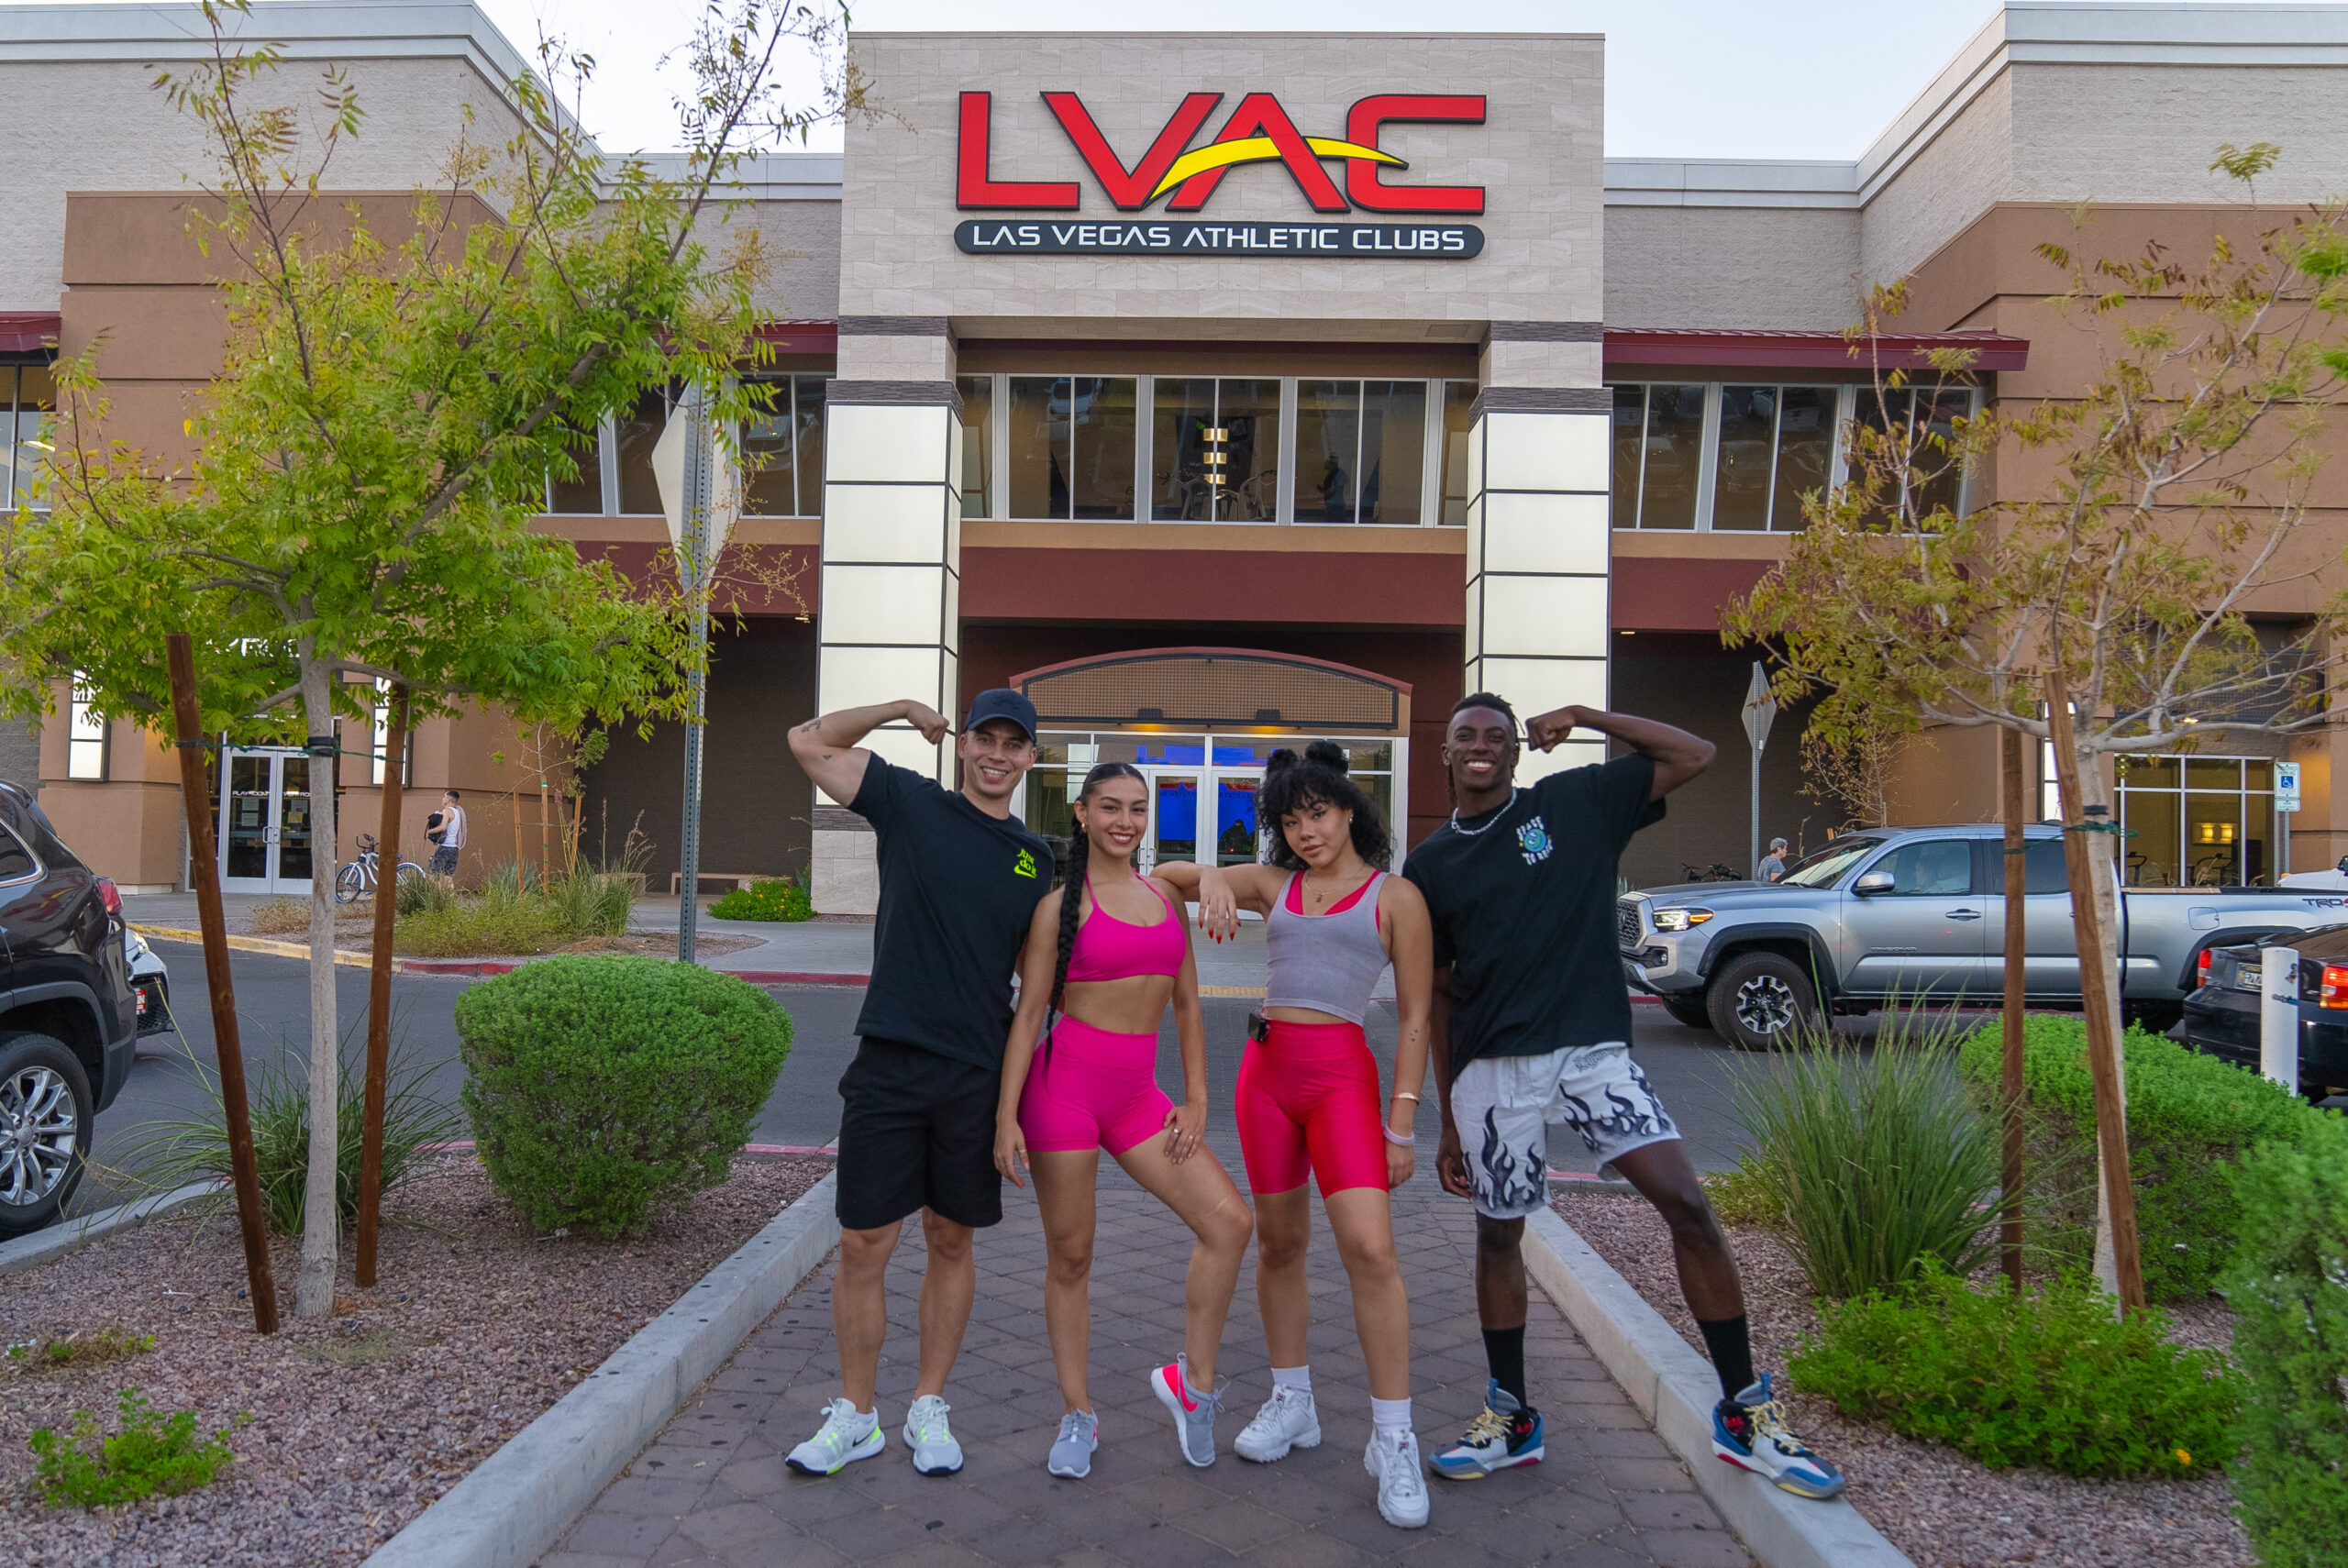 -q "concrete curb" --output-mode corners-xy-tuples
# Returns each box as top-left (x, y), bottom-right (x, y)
(0, 1179), (227, 1277)
(1520, 1207), (1915, 1568)
(133, 924), (380, 969)
(361, 1171), (842, 1568)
